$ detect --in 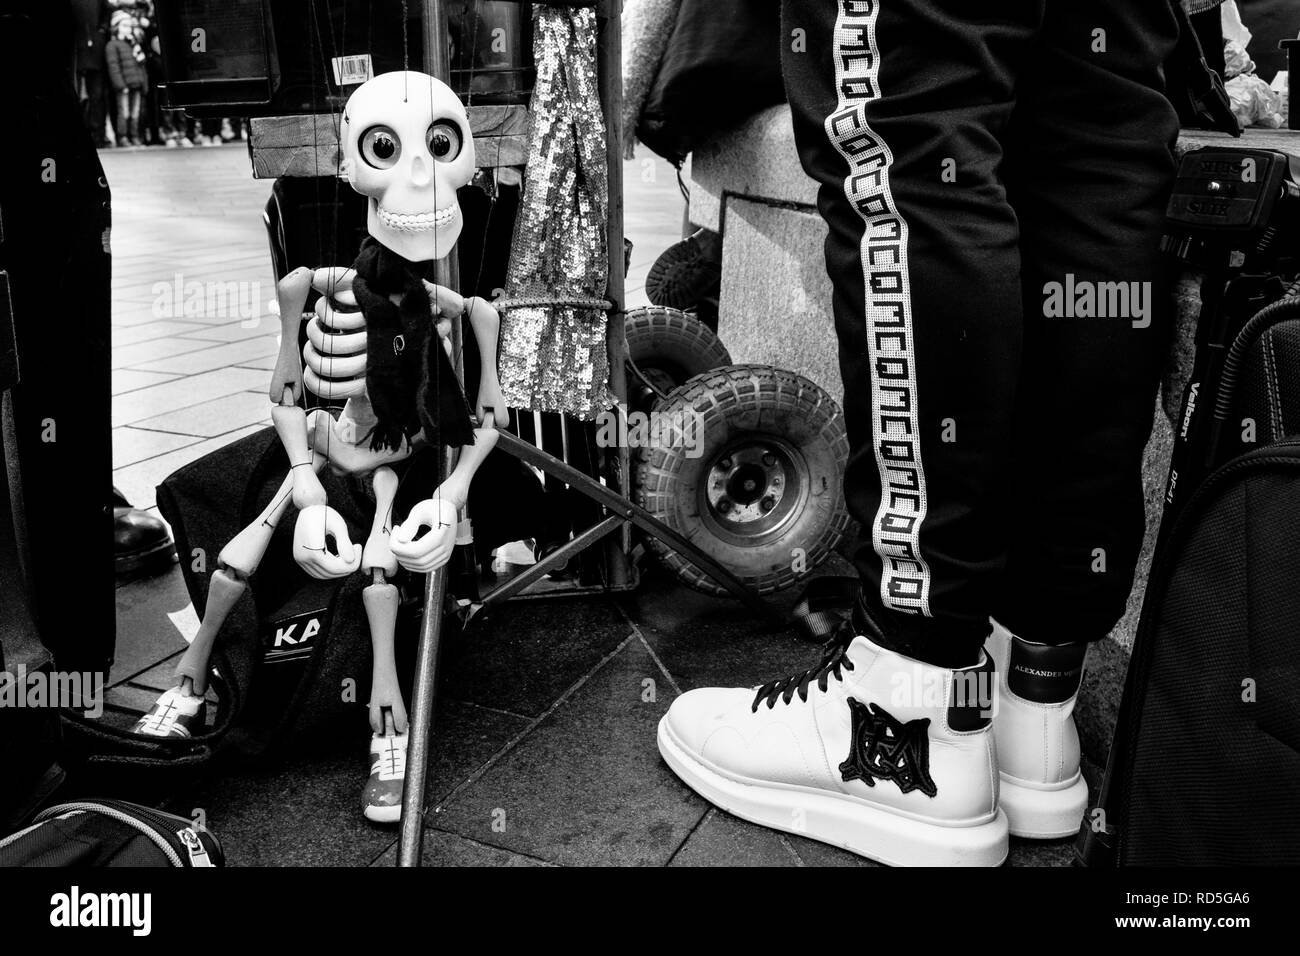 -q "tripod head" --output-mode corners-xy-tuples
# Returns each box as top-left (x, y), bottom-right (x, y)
(1162, 147), (1300, 279)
